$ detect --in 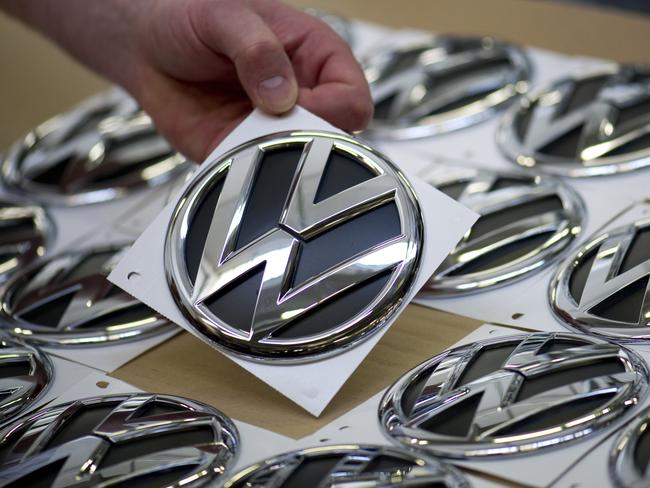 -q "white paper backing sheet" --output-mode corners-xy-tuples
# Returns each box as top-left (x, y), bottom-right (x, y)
(108, 106), (478, 416)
